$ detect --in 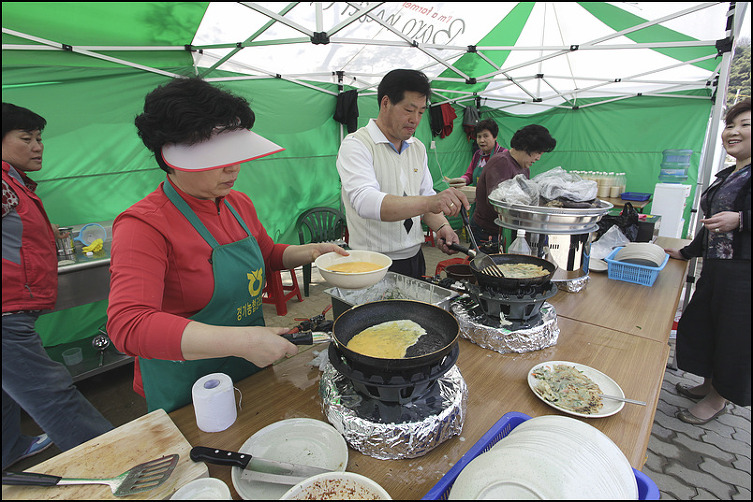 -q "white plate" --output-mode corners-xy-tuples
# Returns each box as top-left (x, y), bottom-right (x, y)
(527, 361), (625, 418)
(589, 258), (608, 272)
(231, 419), (348, 500)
